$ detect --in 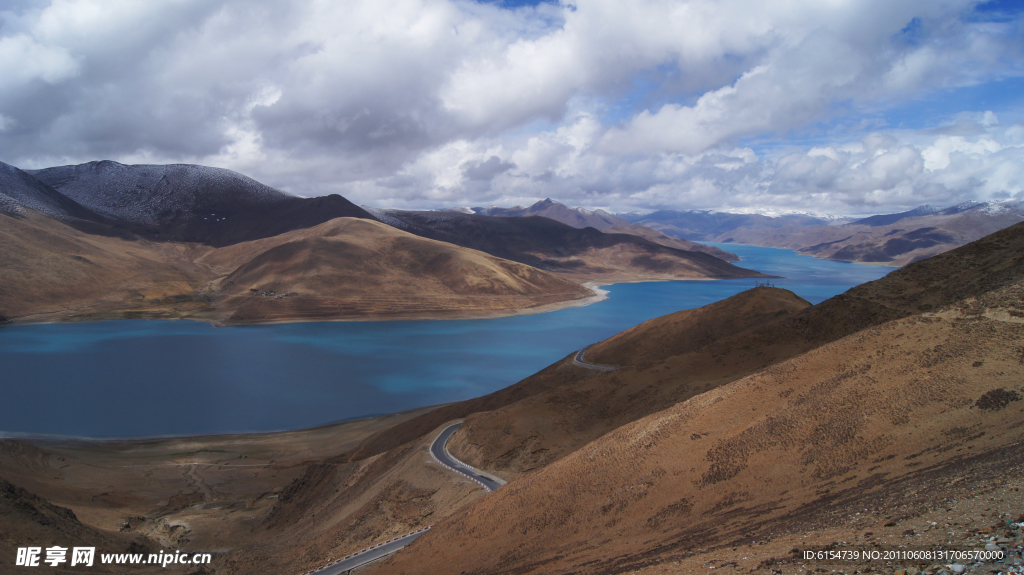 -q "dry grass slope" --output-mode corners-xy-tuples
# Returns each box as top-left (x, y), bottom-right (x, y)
(378, 222), (1024, 575)
(0, 213), (593, 324)
(0, 212), (216, 321)
(209, 219), (594, 323)
(0, 408), (485, 575)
